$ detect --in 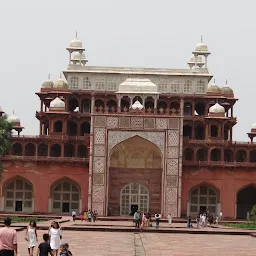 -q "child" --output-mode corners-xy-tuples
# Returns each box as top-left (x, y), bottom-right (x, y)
(59, 244), (69, 256)
(37, 234), (53, 256)
(64, 243), (72, 256)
